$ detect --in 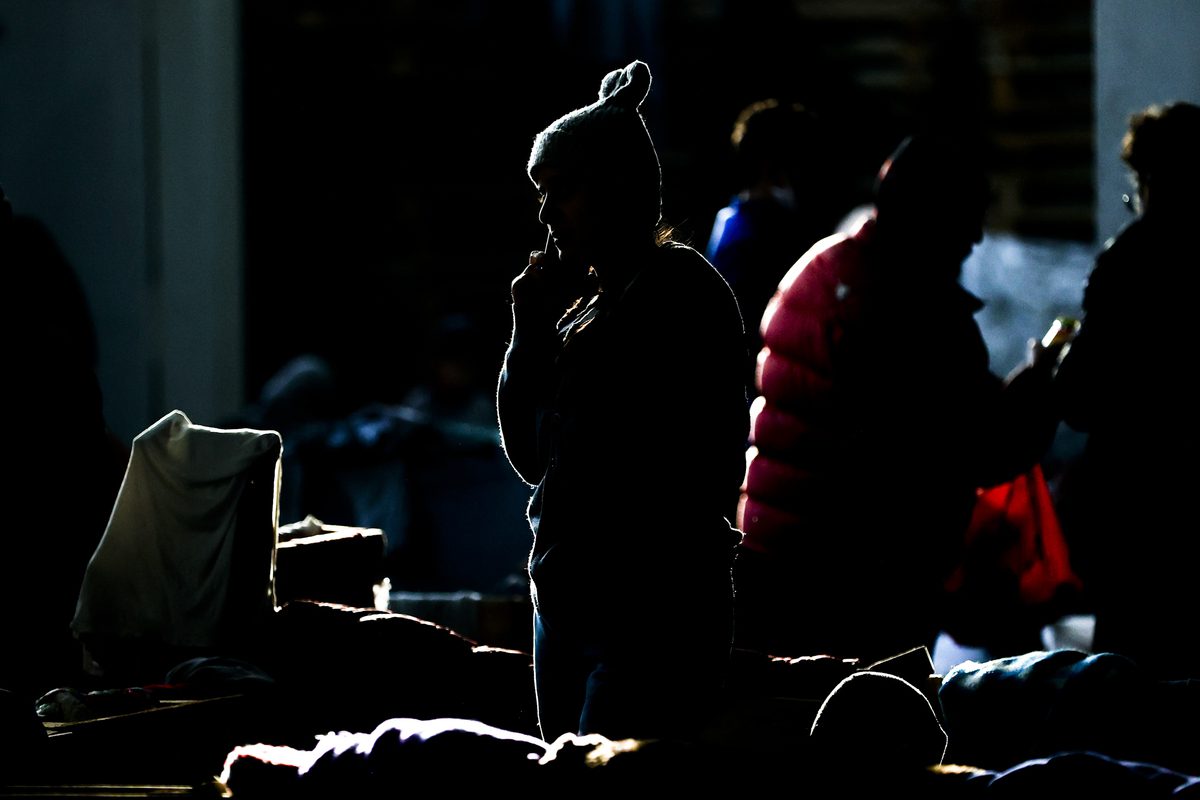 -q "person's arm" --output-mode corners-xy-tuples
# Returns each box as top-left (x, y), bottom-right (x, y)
(496, 247), (589, 485)
(496, 327), (551, 486)
(969, 335), (1064, 487)
(1053, 256), (1117, 433)
(861, 303), (1061, 492)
